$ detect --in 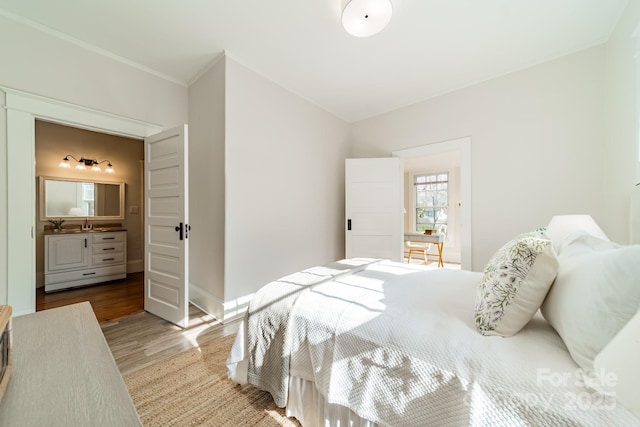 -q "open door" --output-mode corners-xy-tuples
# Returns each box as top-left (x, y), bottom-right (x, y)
(345, 158), (403, 261)
(144, 125), (189, 328)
